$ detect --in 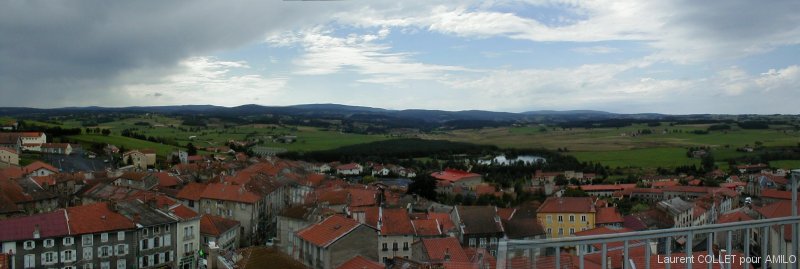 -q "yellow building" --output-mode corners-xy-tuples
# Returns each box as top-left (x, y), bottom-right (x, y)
(536, 197), (596, 238)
